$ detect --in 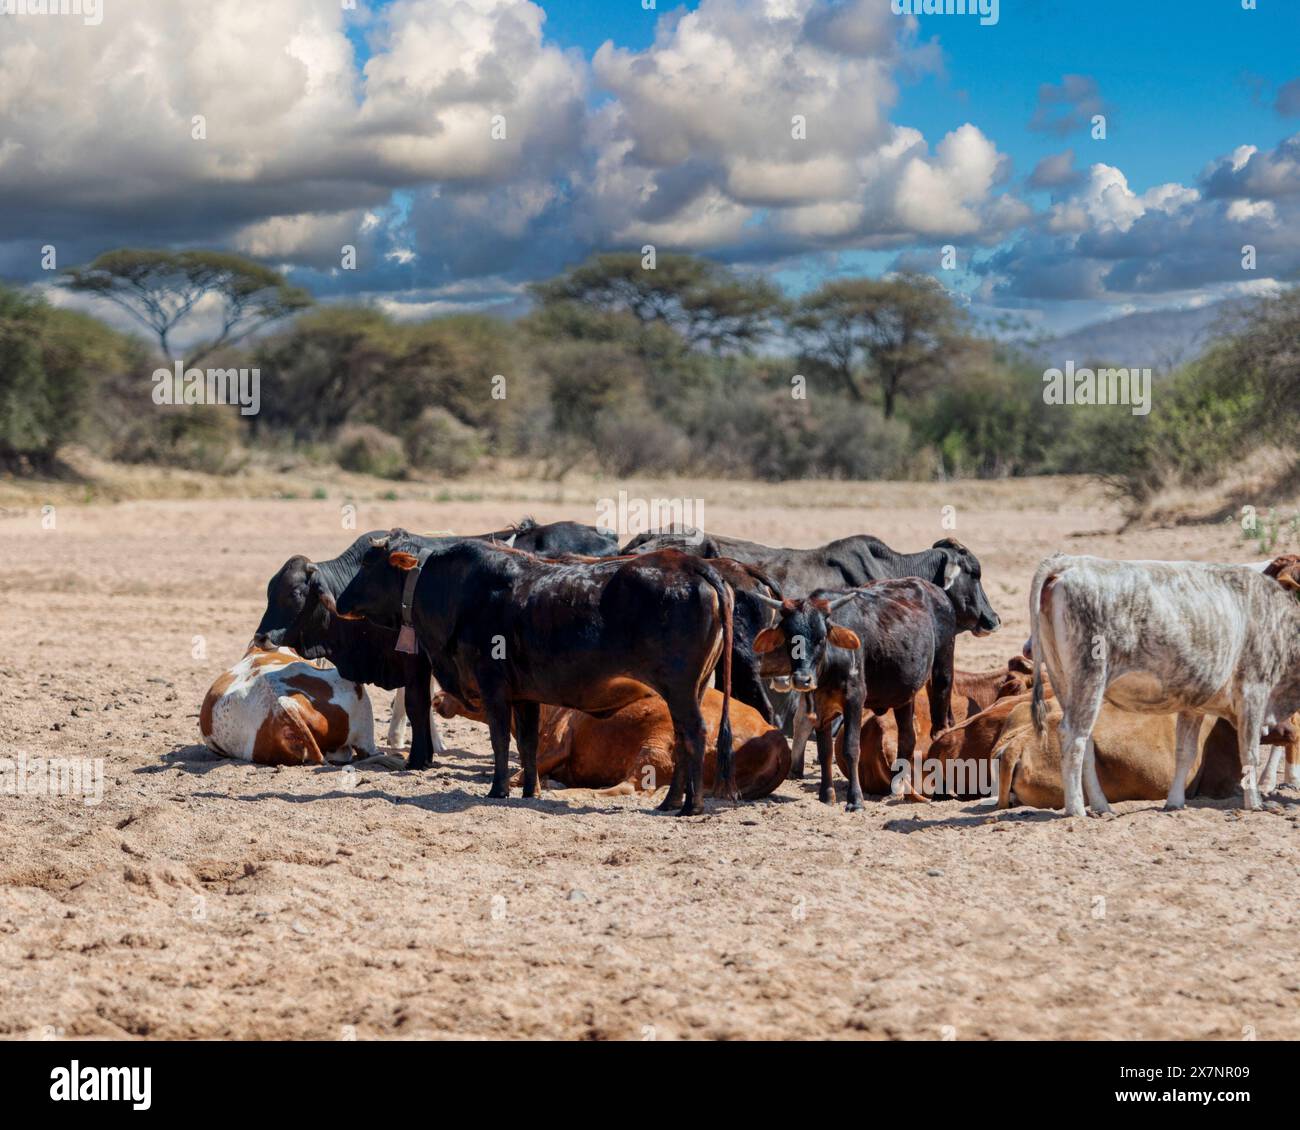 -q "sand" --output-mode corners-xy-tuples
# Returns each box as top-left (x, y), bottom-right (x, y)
(1, 479), (1297, 1040)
